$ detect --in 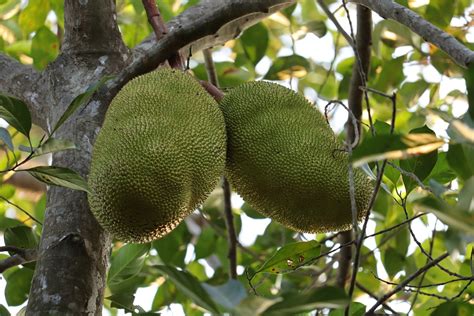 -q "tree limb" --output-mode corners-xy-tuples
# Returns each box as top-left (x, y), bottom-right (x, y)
(0, 54), (45, 128)
(366, 252), (450, 315)
(0, 246), (38, 273)
(131, 0), (295, 68)
(348, 0), (474, 68)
